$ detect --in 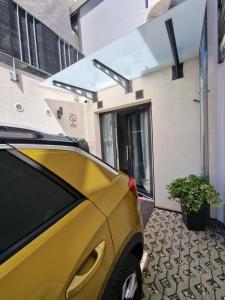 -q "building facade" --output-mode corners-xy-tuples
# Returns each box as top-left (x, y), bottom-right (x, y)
(68, 0), (225, 223)
(0, 0), (85, 135)
(0, 0), (224, 223)
(78, 0), (147, 55)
